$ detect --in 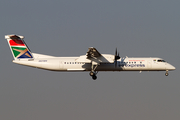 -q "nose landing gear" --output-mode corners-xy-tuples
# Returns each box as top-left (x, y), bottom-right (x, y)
(165, 70), (169, 76)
